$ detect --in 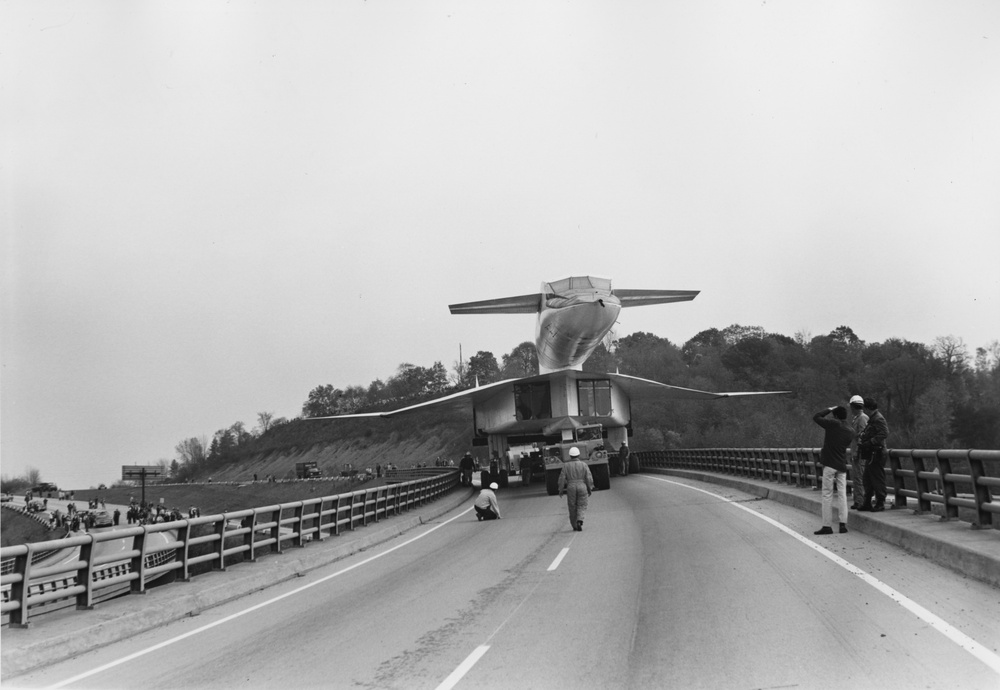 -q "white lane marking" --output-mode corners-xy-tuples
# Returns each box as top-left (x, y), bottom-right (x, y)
(434, 645), (490, 690)
(49, 507), (476, 689)
(548, 547), (570, 571)
(435, 535), (574, 686)
(644, 475), (1000, 676)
